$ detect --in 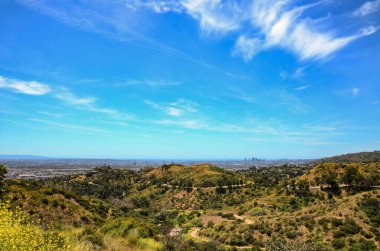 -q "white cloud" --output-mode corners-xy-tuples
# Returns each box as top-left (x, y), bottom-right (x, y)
(294, 85), (310, 91)
(154, 119), (202, 129)
(0, 75), (50, 95)
(293, 67), (304, 79)
(54, 87), (132, 119)
(353, 0), (380, 17)
(246, 0), (378, 60)
(232, 35), (263, 61)
(55, 87), (95, 105)
(166, 107), (183, 117)
(359, 25), (378, 36)
(18, 0), (378, 62)
(352, 88), (360, 96)
(145, 99), (197, 117)
(181, 0), (244, 36)
(289, 23), (354, 60)
(126, 0), (184, 13)
(117, 80), (181, 87)
(182, 0), (378, 60)
(280, 67), (306, 80)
